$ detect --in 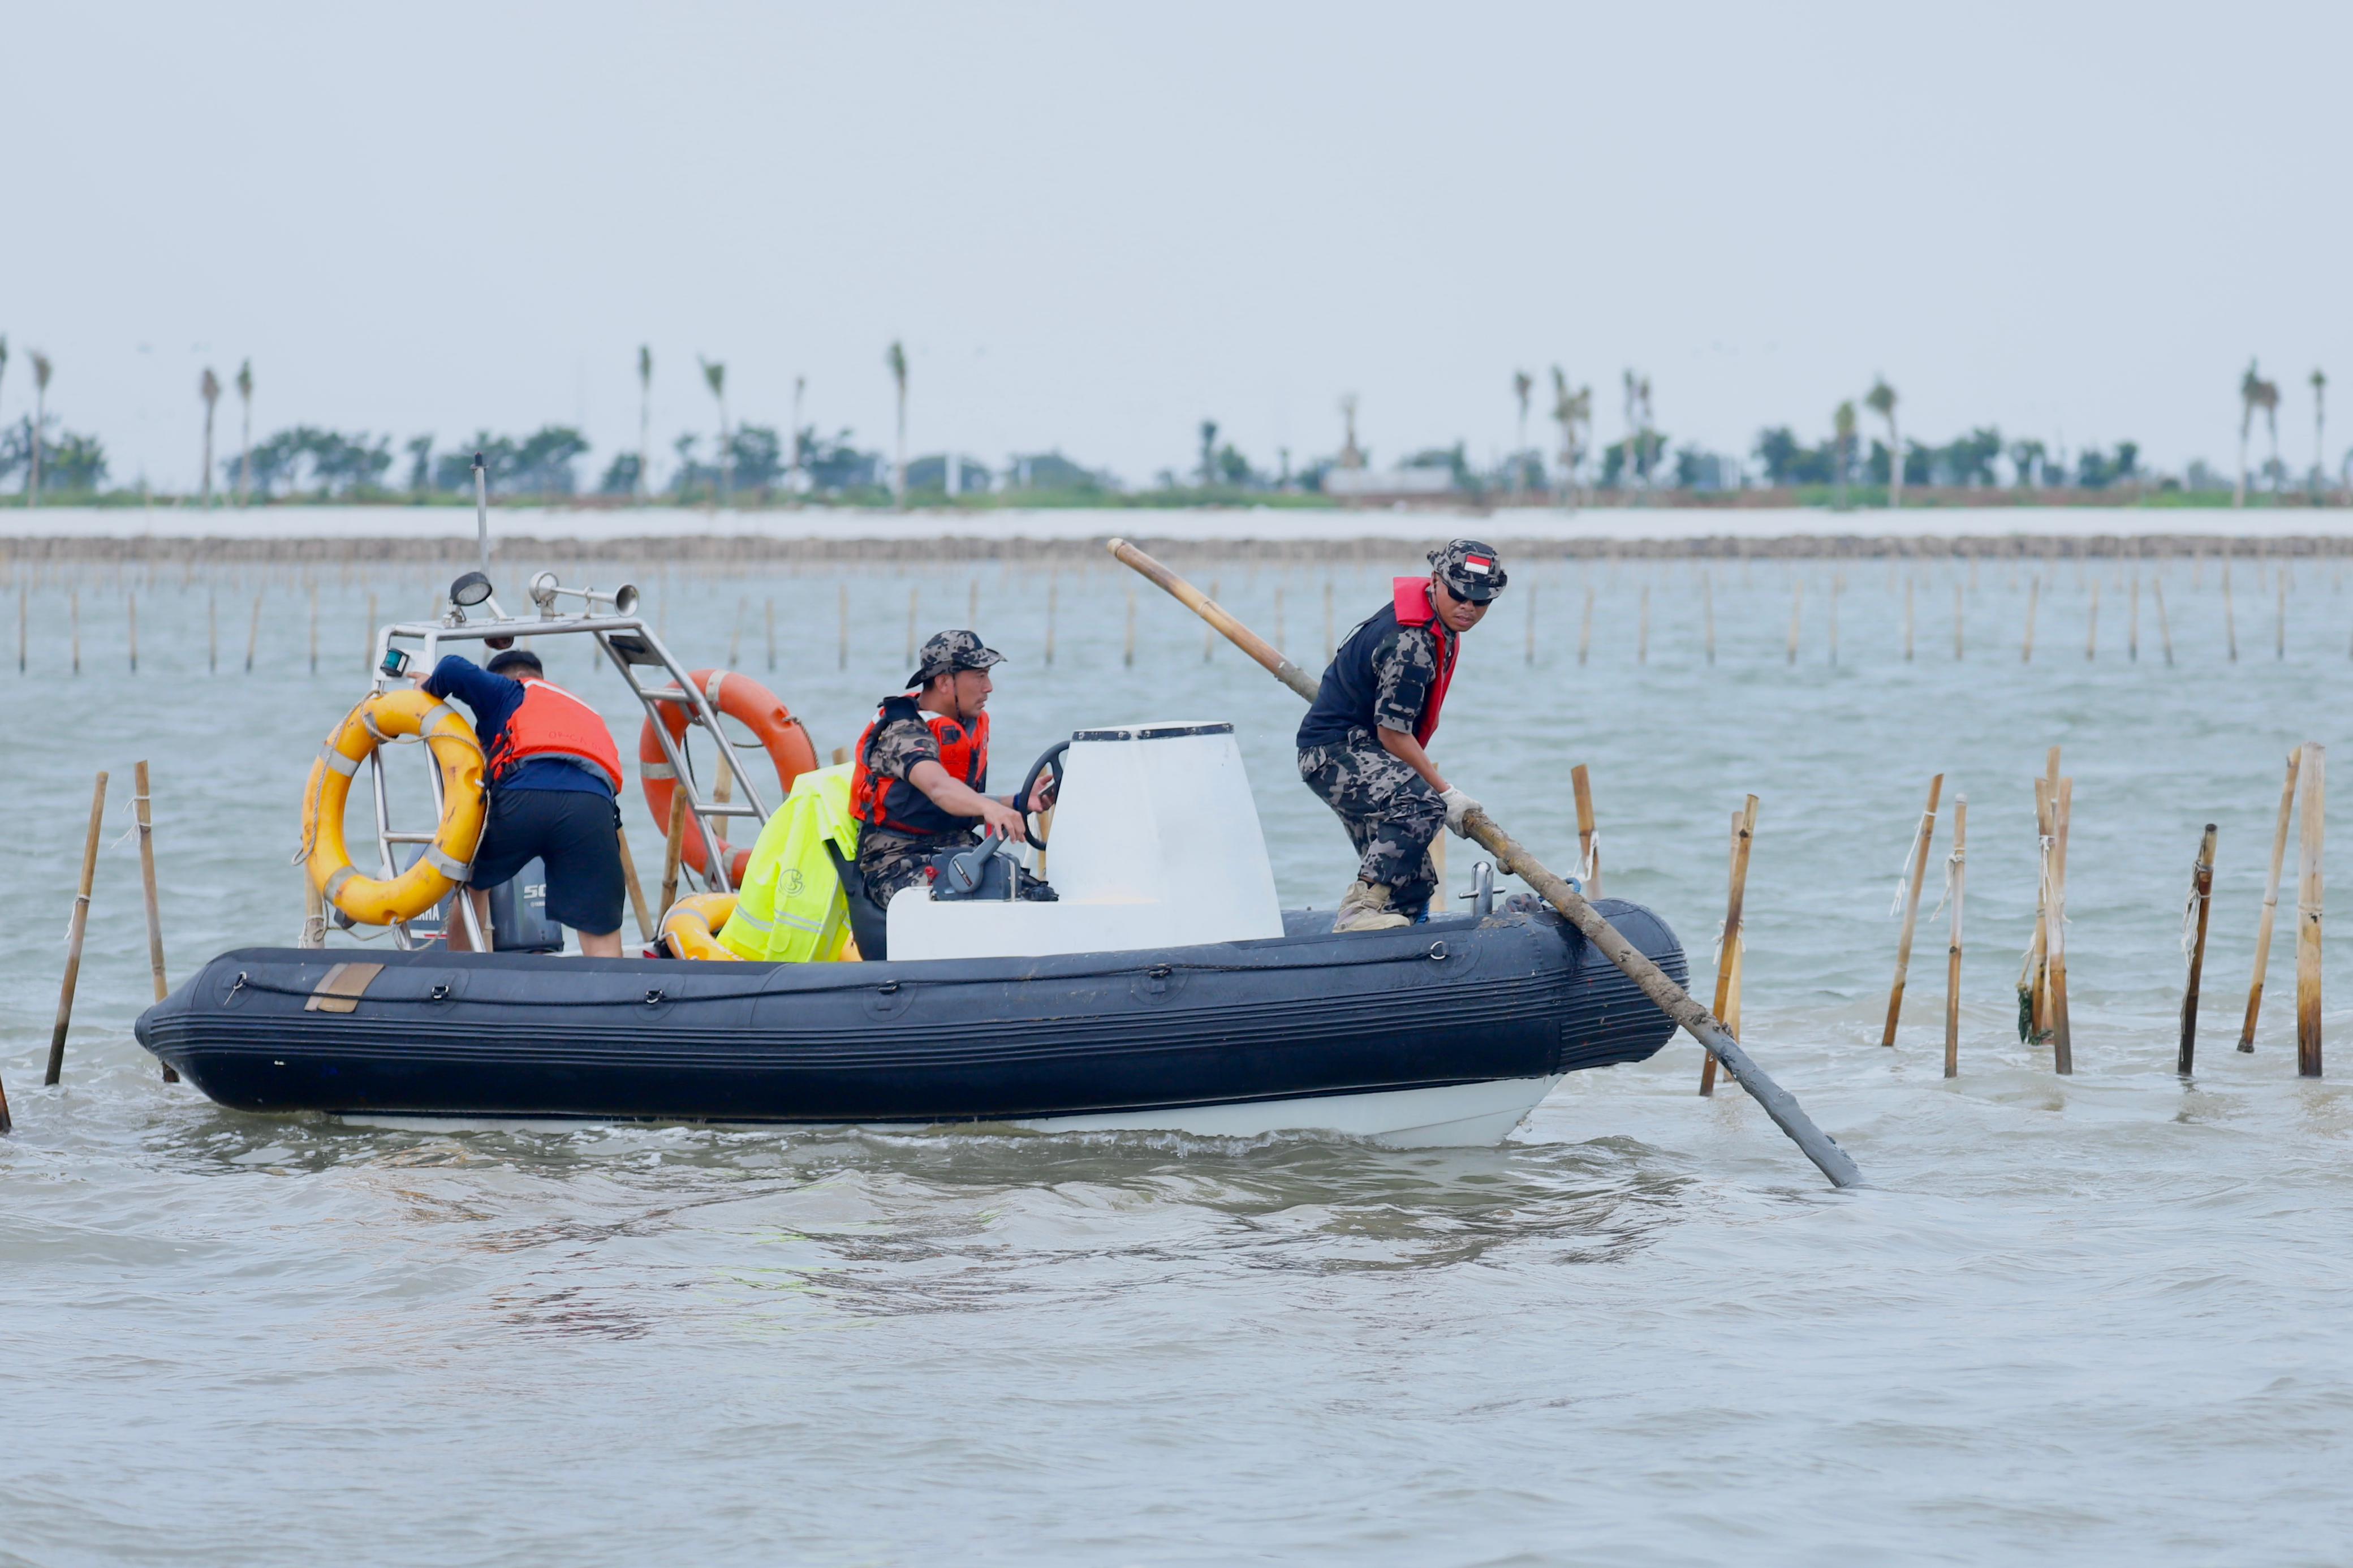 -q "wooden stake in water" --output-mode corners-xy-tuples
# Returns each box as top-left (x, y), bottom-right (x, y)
(2085, 580), (2099, 660)
(1904, 575), (1915, 661)
(133, 761), (180, 1082)
(1578, 583), (1595, 666)
(1124, 586), (1137, 667)
(1571, 764), (1601, 898)
(1700, 795), (1757, 1097)
(70, 589), (80, 674)
(2240, 750), (2302, 1052)
(1045, 574), (1059, 665)
(2049, 776), (2075, 1074)
(2153, 578), (2174, 664)
(307, 583), (318, 674)
(2277, 570), (2287, 660)
(2222, 557), (2238, 662)
(1828, 575), (1841, 665)
(837, 581), (848, 671)
(1525, 581), (1537, 666)
(2179, 822), (2219, 1076)
(1944, 795), (1968, 1078)
(968, 578), (979, 627)
(2297, 742), (2326, 1077)
(2022, 575), (2039, 662)
(1273, 583), (1285, 656)
(1703, 572), (1716, 665)
(729, 596), (745, 667)
(128, 592), (139, 672)
(1953, 580), (1964, 660)
(1786, 579), (1803, 664)
(2128, 574), (2140, 661)
(1881, 774), (1945, 1046)
(46, 772), (109, 1086)
(1637, 583), (1650, 665)
(18, 583), (26, 674)
(765, 597), (777, 671)
(616, 824), (655, 944)
(904, 585), (917, 665)
(1323, 579), (1335, 663)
